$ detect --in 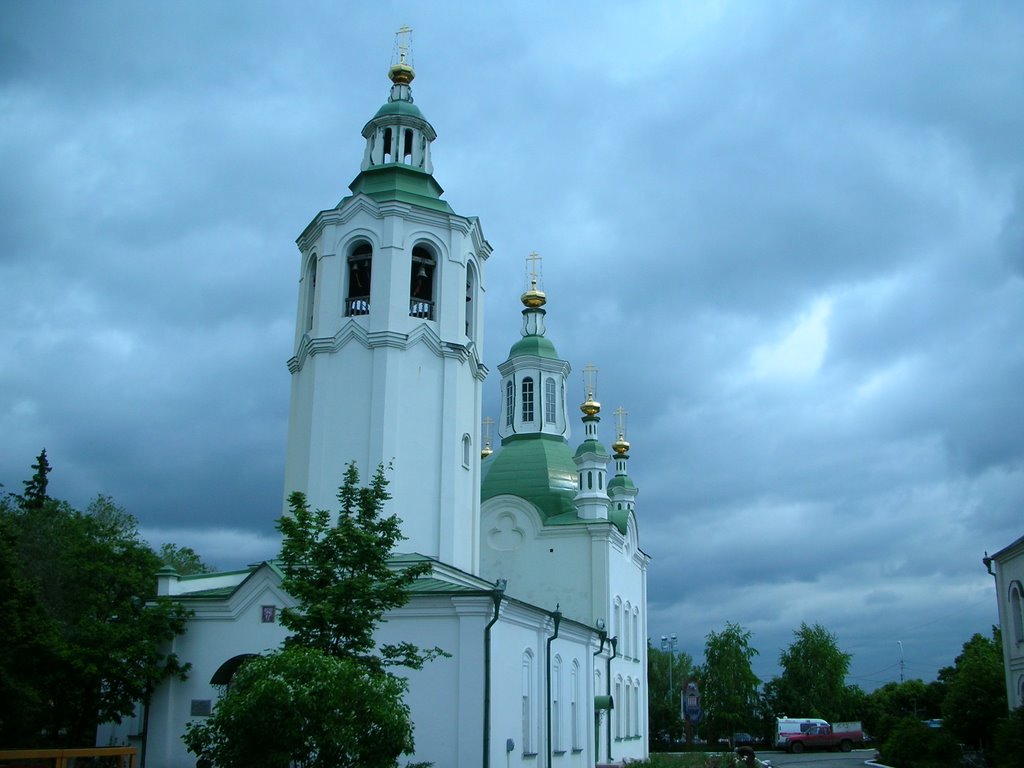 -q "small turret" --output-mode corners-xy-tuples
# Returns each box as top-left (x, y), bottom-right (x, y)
(573, 364), (610, 521)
